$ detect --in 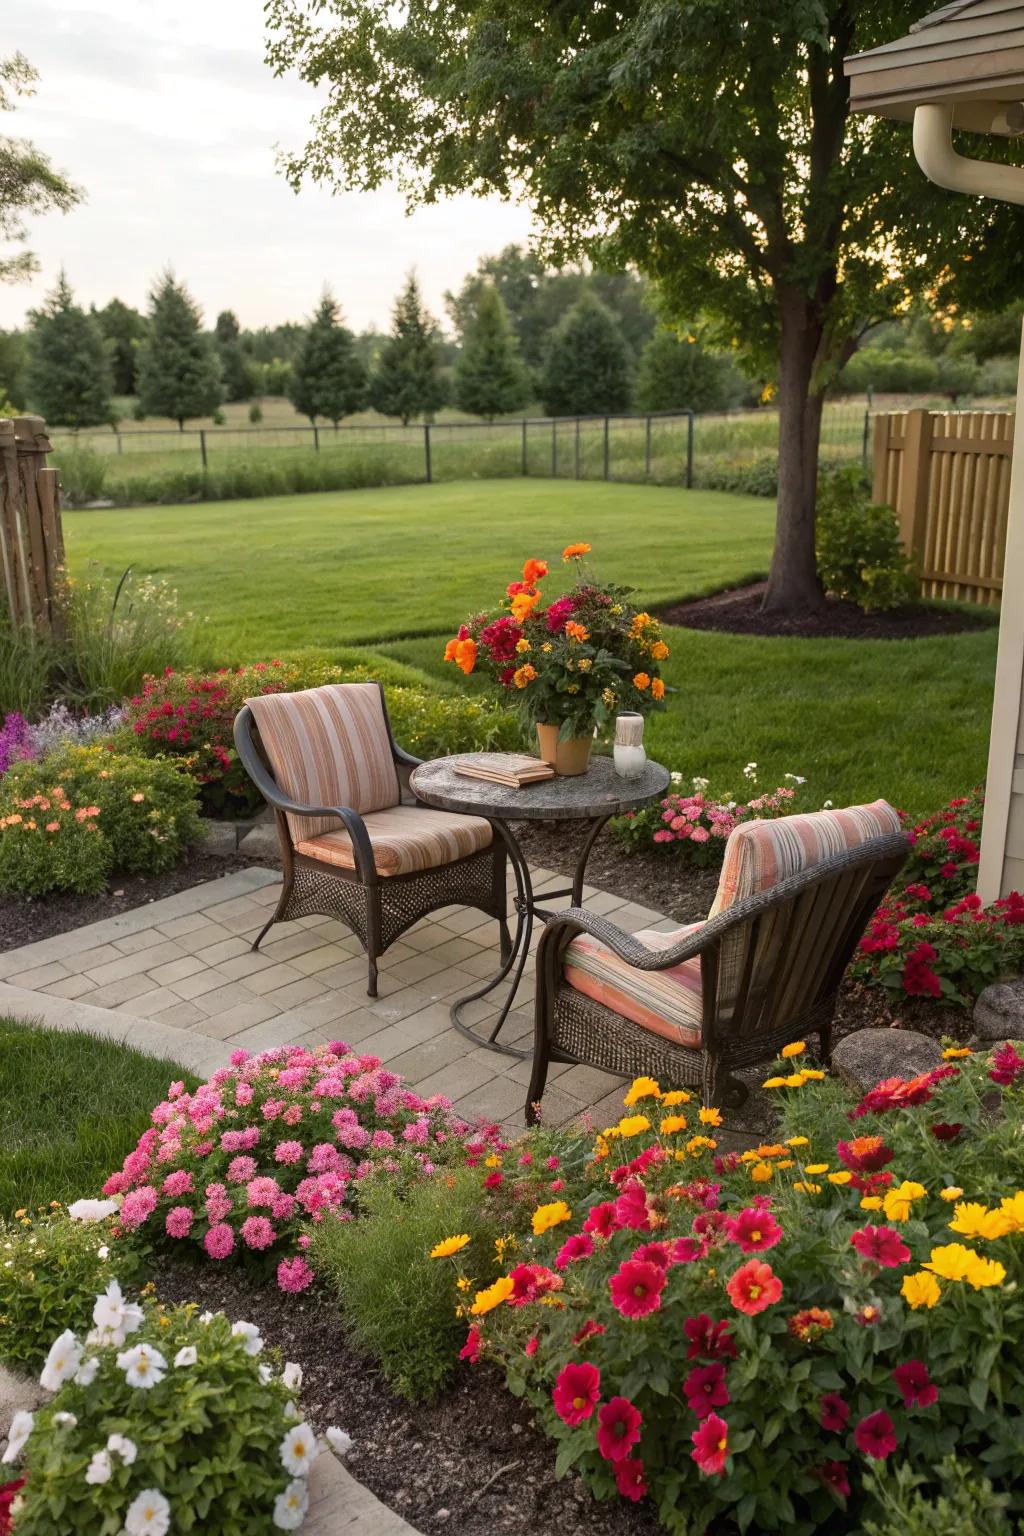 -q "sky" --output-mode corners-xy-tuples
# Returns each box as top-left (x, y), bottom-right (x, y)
(1, 0), (537, 335)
